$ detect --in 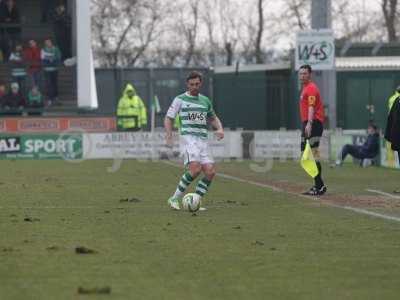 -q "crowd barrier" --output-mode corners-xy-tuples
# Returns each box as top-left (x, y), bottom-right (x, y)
(0, 127), (397, 169)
